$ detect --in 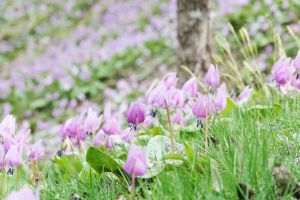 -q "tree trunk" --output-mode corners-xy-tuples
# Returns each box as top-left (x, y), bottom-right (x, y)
(177, 0), (212, 81)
